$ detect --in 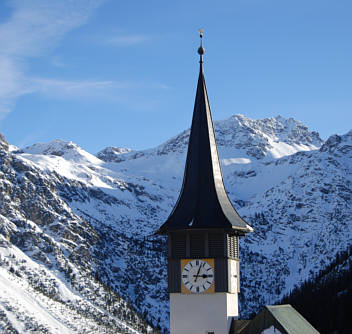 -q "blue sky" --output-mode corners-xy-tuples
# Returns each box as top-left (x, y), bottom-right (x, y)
(0, 0), (351, 153)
